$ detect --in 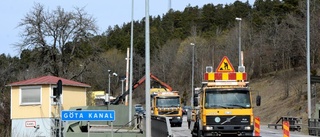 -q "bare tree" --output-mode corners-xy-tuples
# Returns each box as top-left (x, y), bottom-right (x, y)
(0, 55), (18, 137)
(16, 3), (98, 77)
